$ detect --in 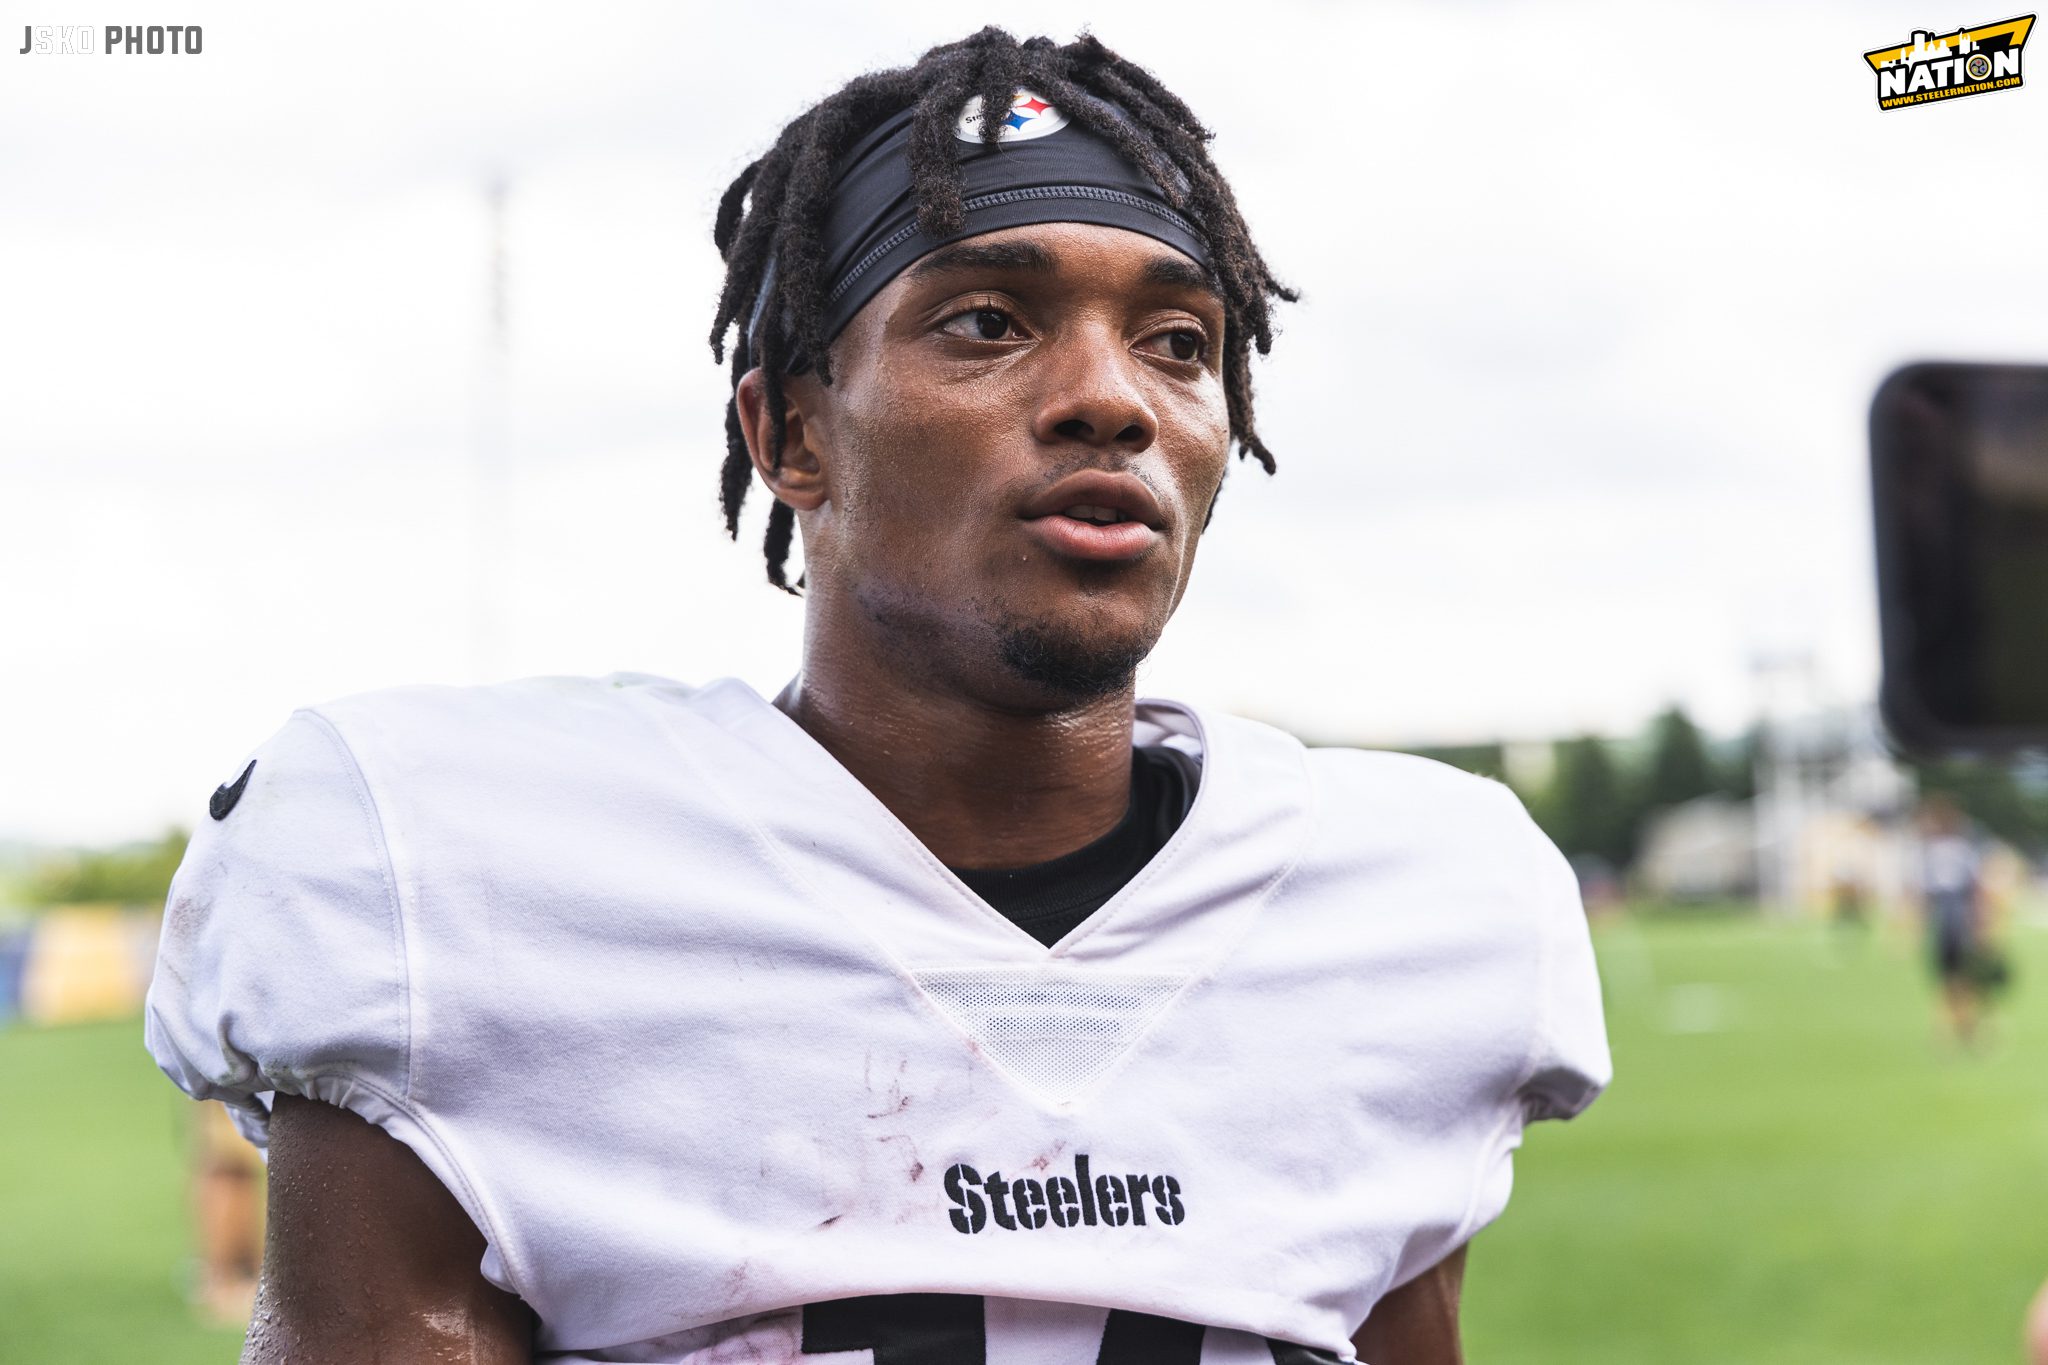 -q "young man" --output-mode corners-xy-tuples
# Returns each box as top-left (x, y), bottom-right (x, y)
(146, 29), (1609, 1364)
